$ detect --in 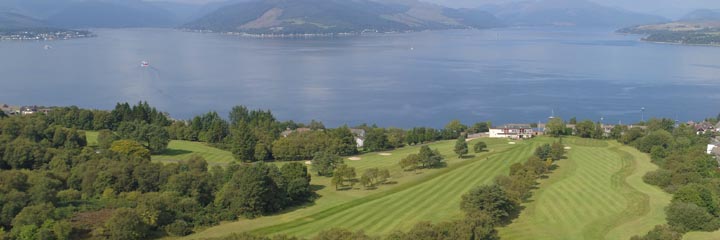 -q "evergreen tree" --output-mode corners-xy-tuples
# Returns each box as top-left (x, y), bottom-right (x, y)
(454, 135), (469, 158)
